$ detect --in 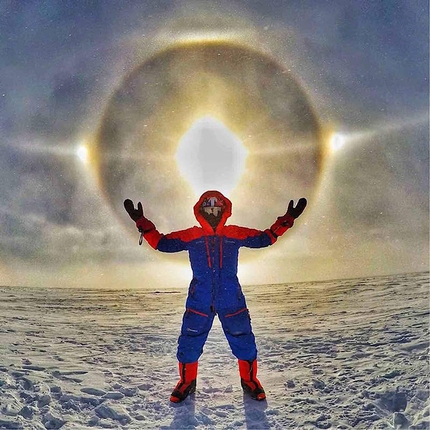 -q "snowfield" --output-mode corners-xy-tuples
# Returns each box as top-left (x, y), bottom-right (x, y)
(0, 272), (428, 429)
